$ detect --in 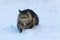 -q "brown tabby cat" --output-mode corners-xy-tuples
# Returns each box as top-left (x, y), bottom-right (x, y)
(17, 9), (39, 33)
